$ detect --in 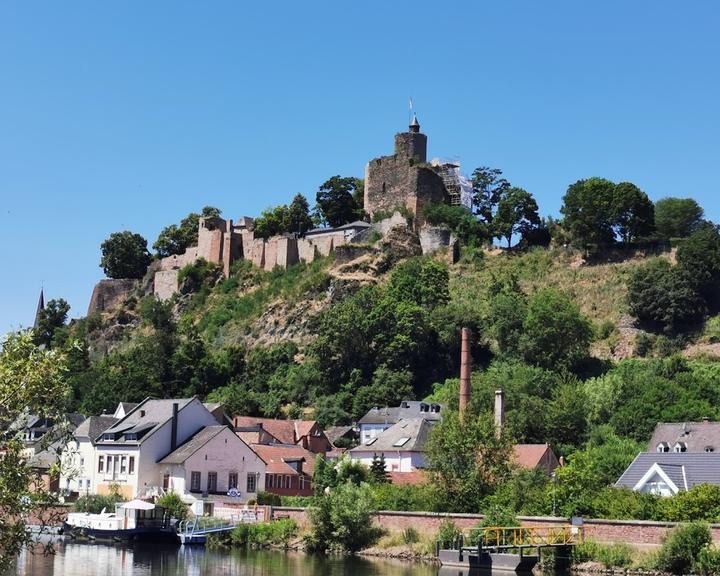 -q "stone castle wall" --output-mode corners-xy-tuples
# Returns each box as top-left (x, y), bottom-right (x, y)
(87, 279), (137, 315)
